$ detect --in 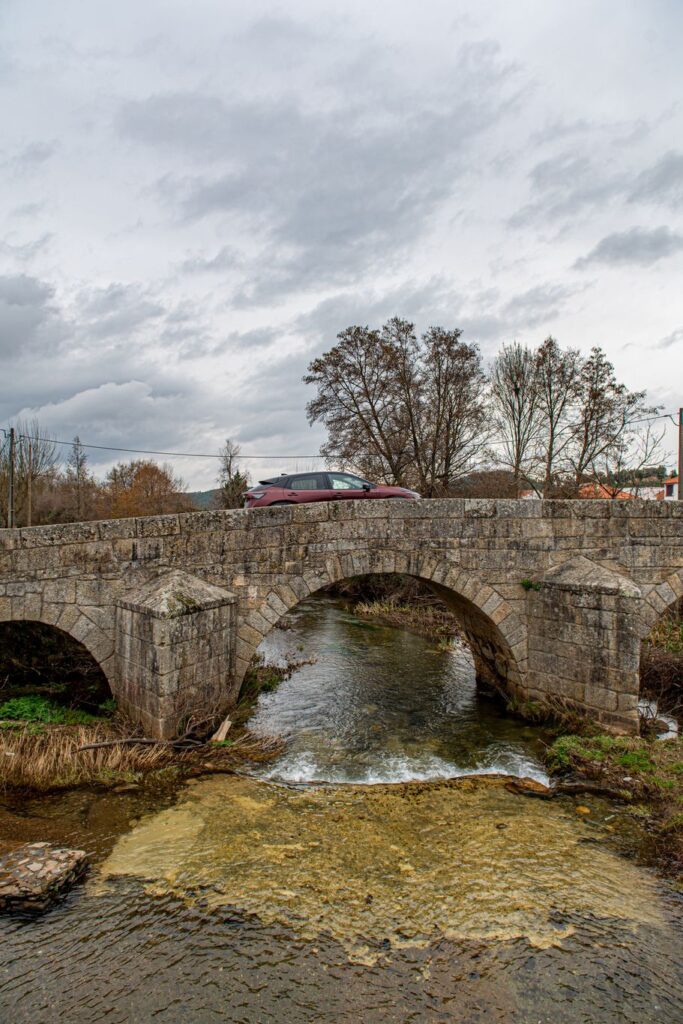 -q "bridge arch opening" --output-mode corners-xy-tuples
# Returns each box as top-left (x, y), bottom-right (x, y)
(240, 567), (525, 704)
(639, 587), (683, 733)
(0, 619), (113, 717)
(238, 572), (543, 784)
